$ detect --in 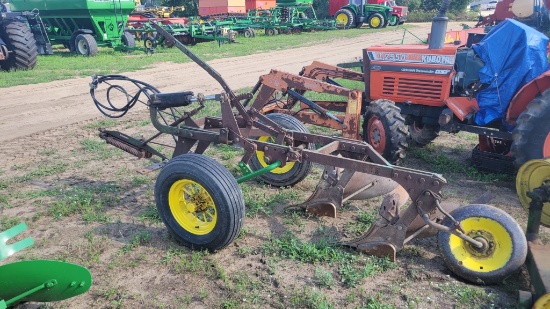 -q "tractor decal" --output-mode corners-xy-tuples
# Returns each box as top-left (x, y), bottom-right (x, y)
(367, 51), (455, 65)
(370, 64), (452, 75)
